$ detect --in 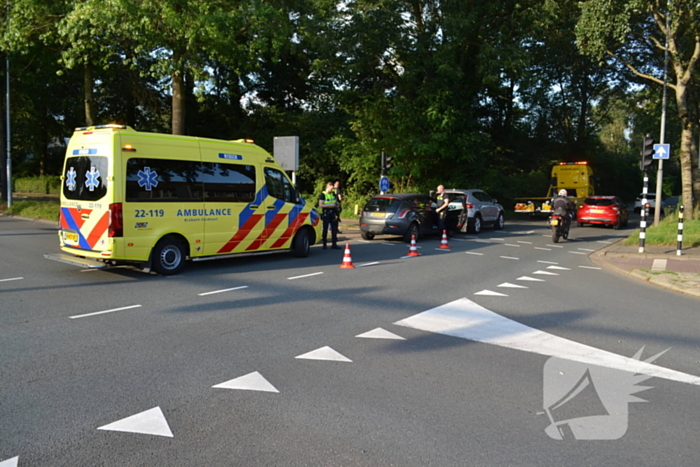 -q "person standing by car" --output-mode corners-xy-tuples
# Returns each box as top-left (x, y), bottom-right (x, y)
(319, 182), (341, 249)
(435, 185), (450, 233)
(333, 180), (343, 233)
